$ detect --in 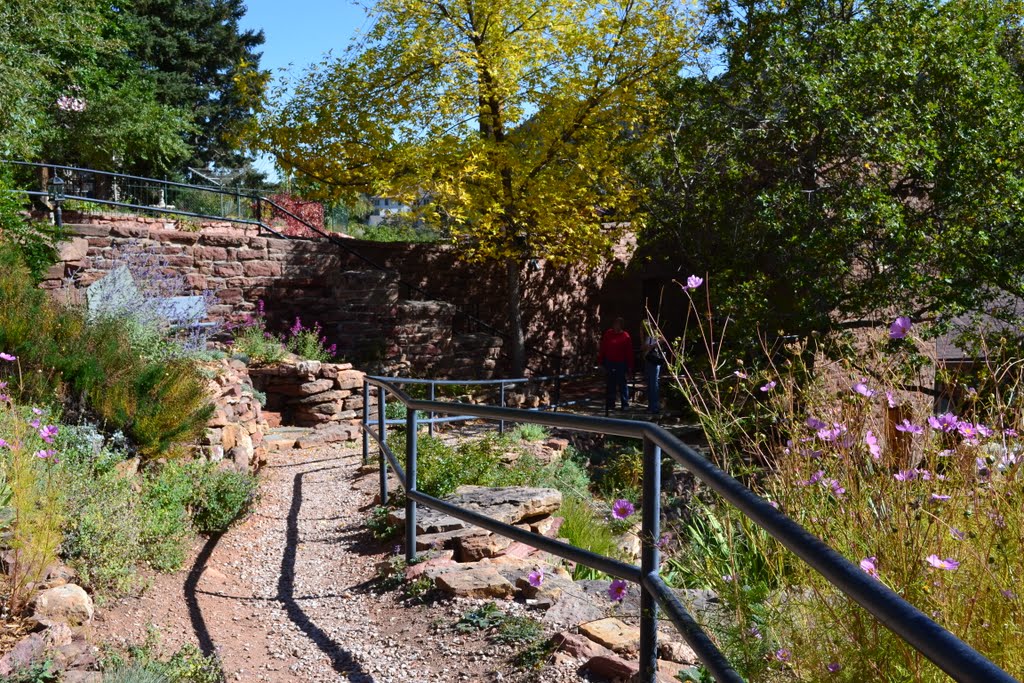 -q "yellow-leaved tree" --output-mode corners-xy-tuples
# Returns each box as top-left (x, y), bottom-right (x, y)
(246, 0), (701, 374)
